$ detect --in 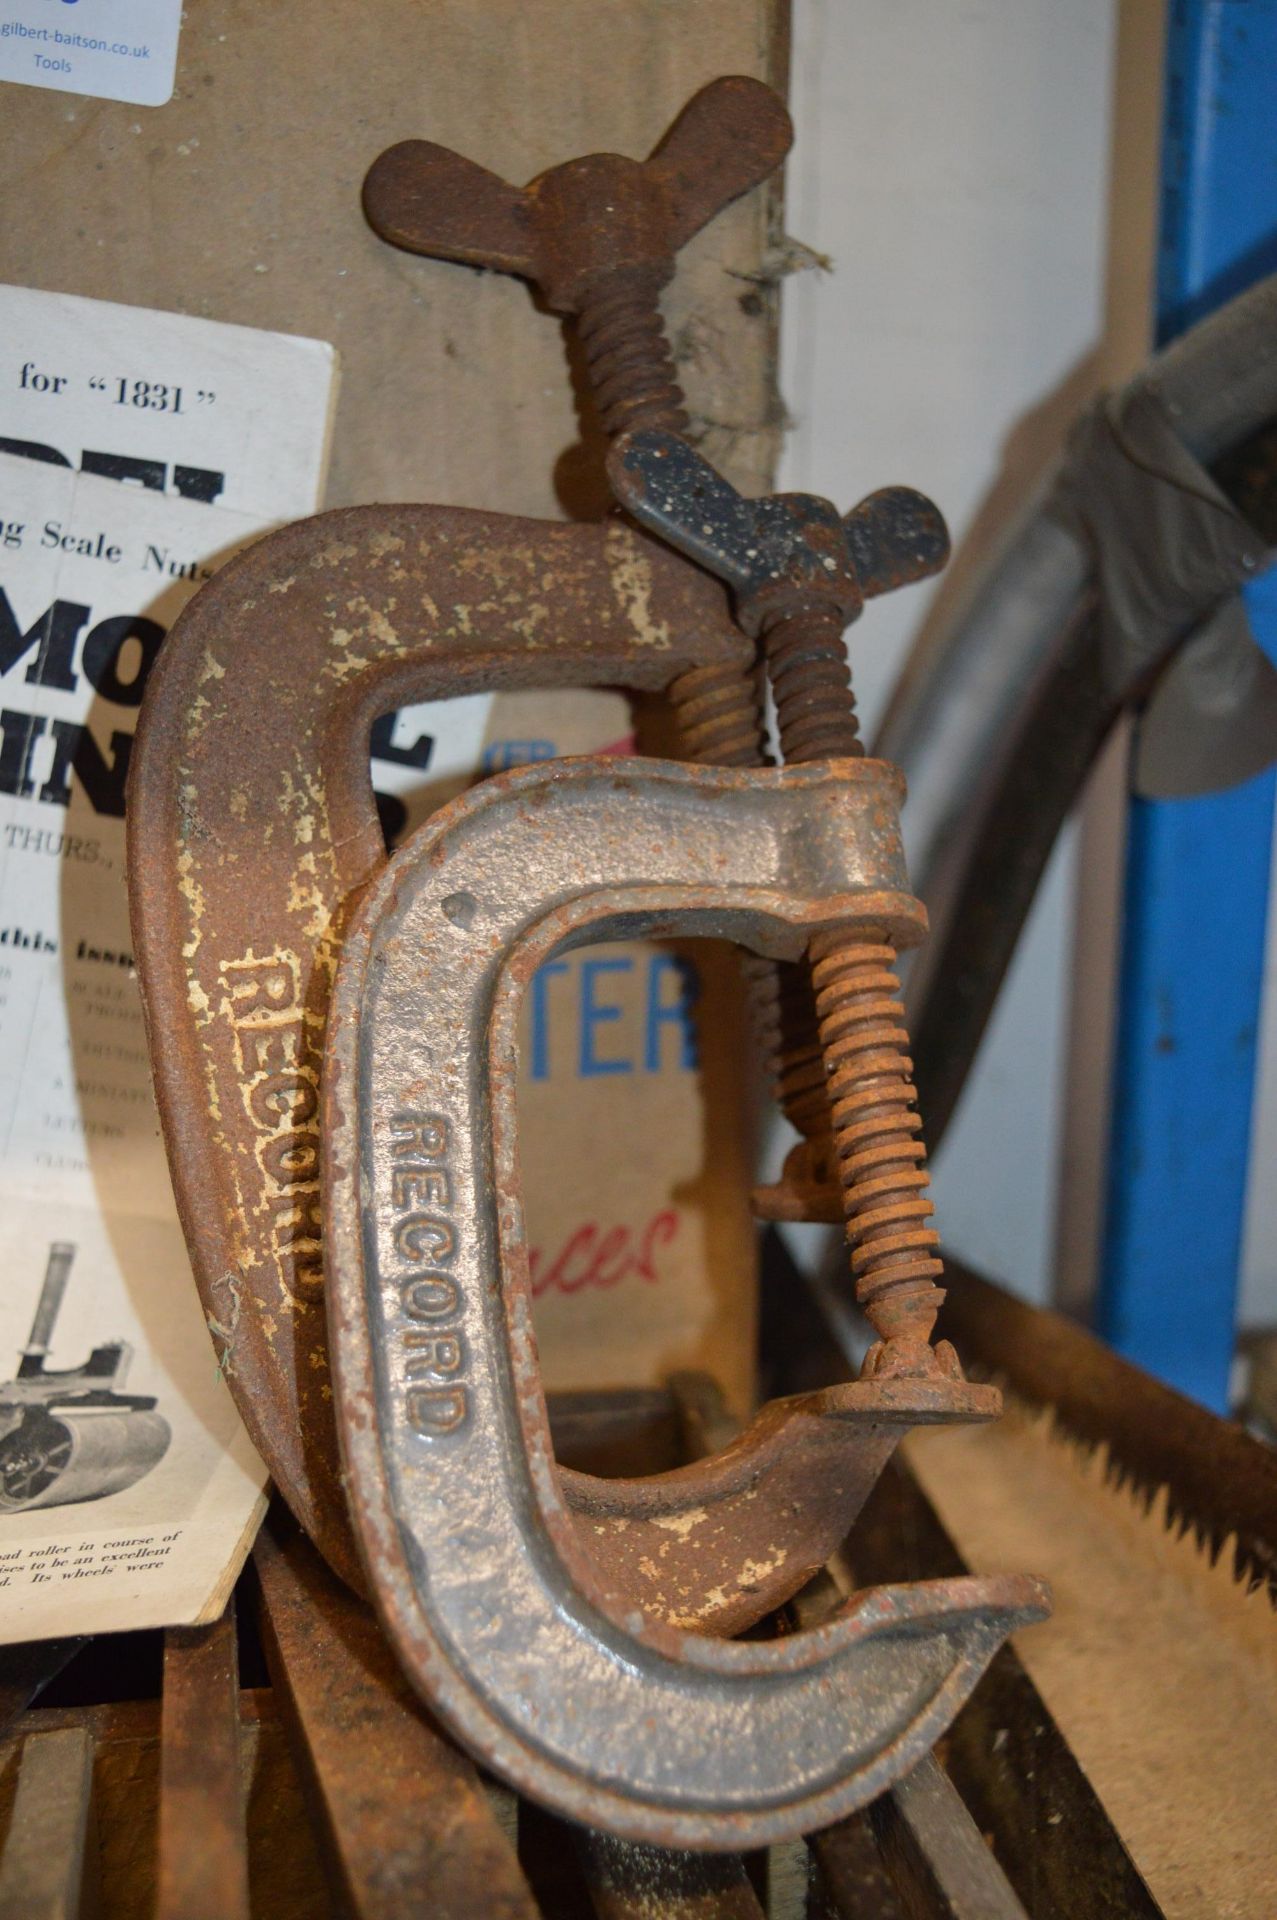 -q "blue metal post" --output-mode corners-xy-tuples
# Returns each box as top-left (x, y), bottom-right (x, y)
(1098, 0), (1277, 1410)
